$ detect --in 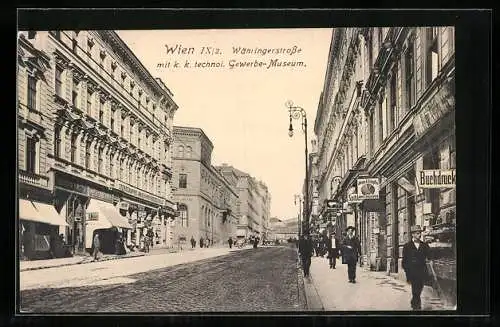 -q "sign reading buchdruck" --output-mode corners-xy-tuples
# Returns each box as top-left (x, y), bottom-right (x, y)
(418, 169), (456, 188)
(357, 178), (380, 200)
